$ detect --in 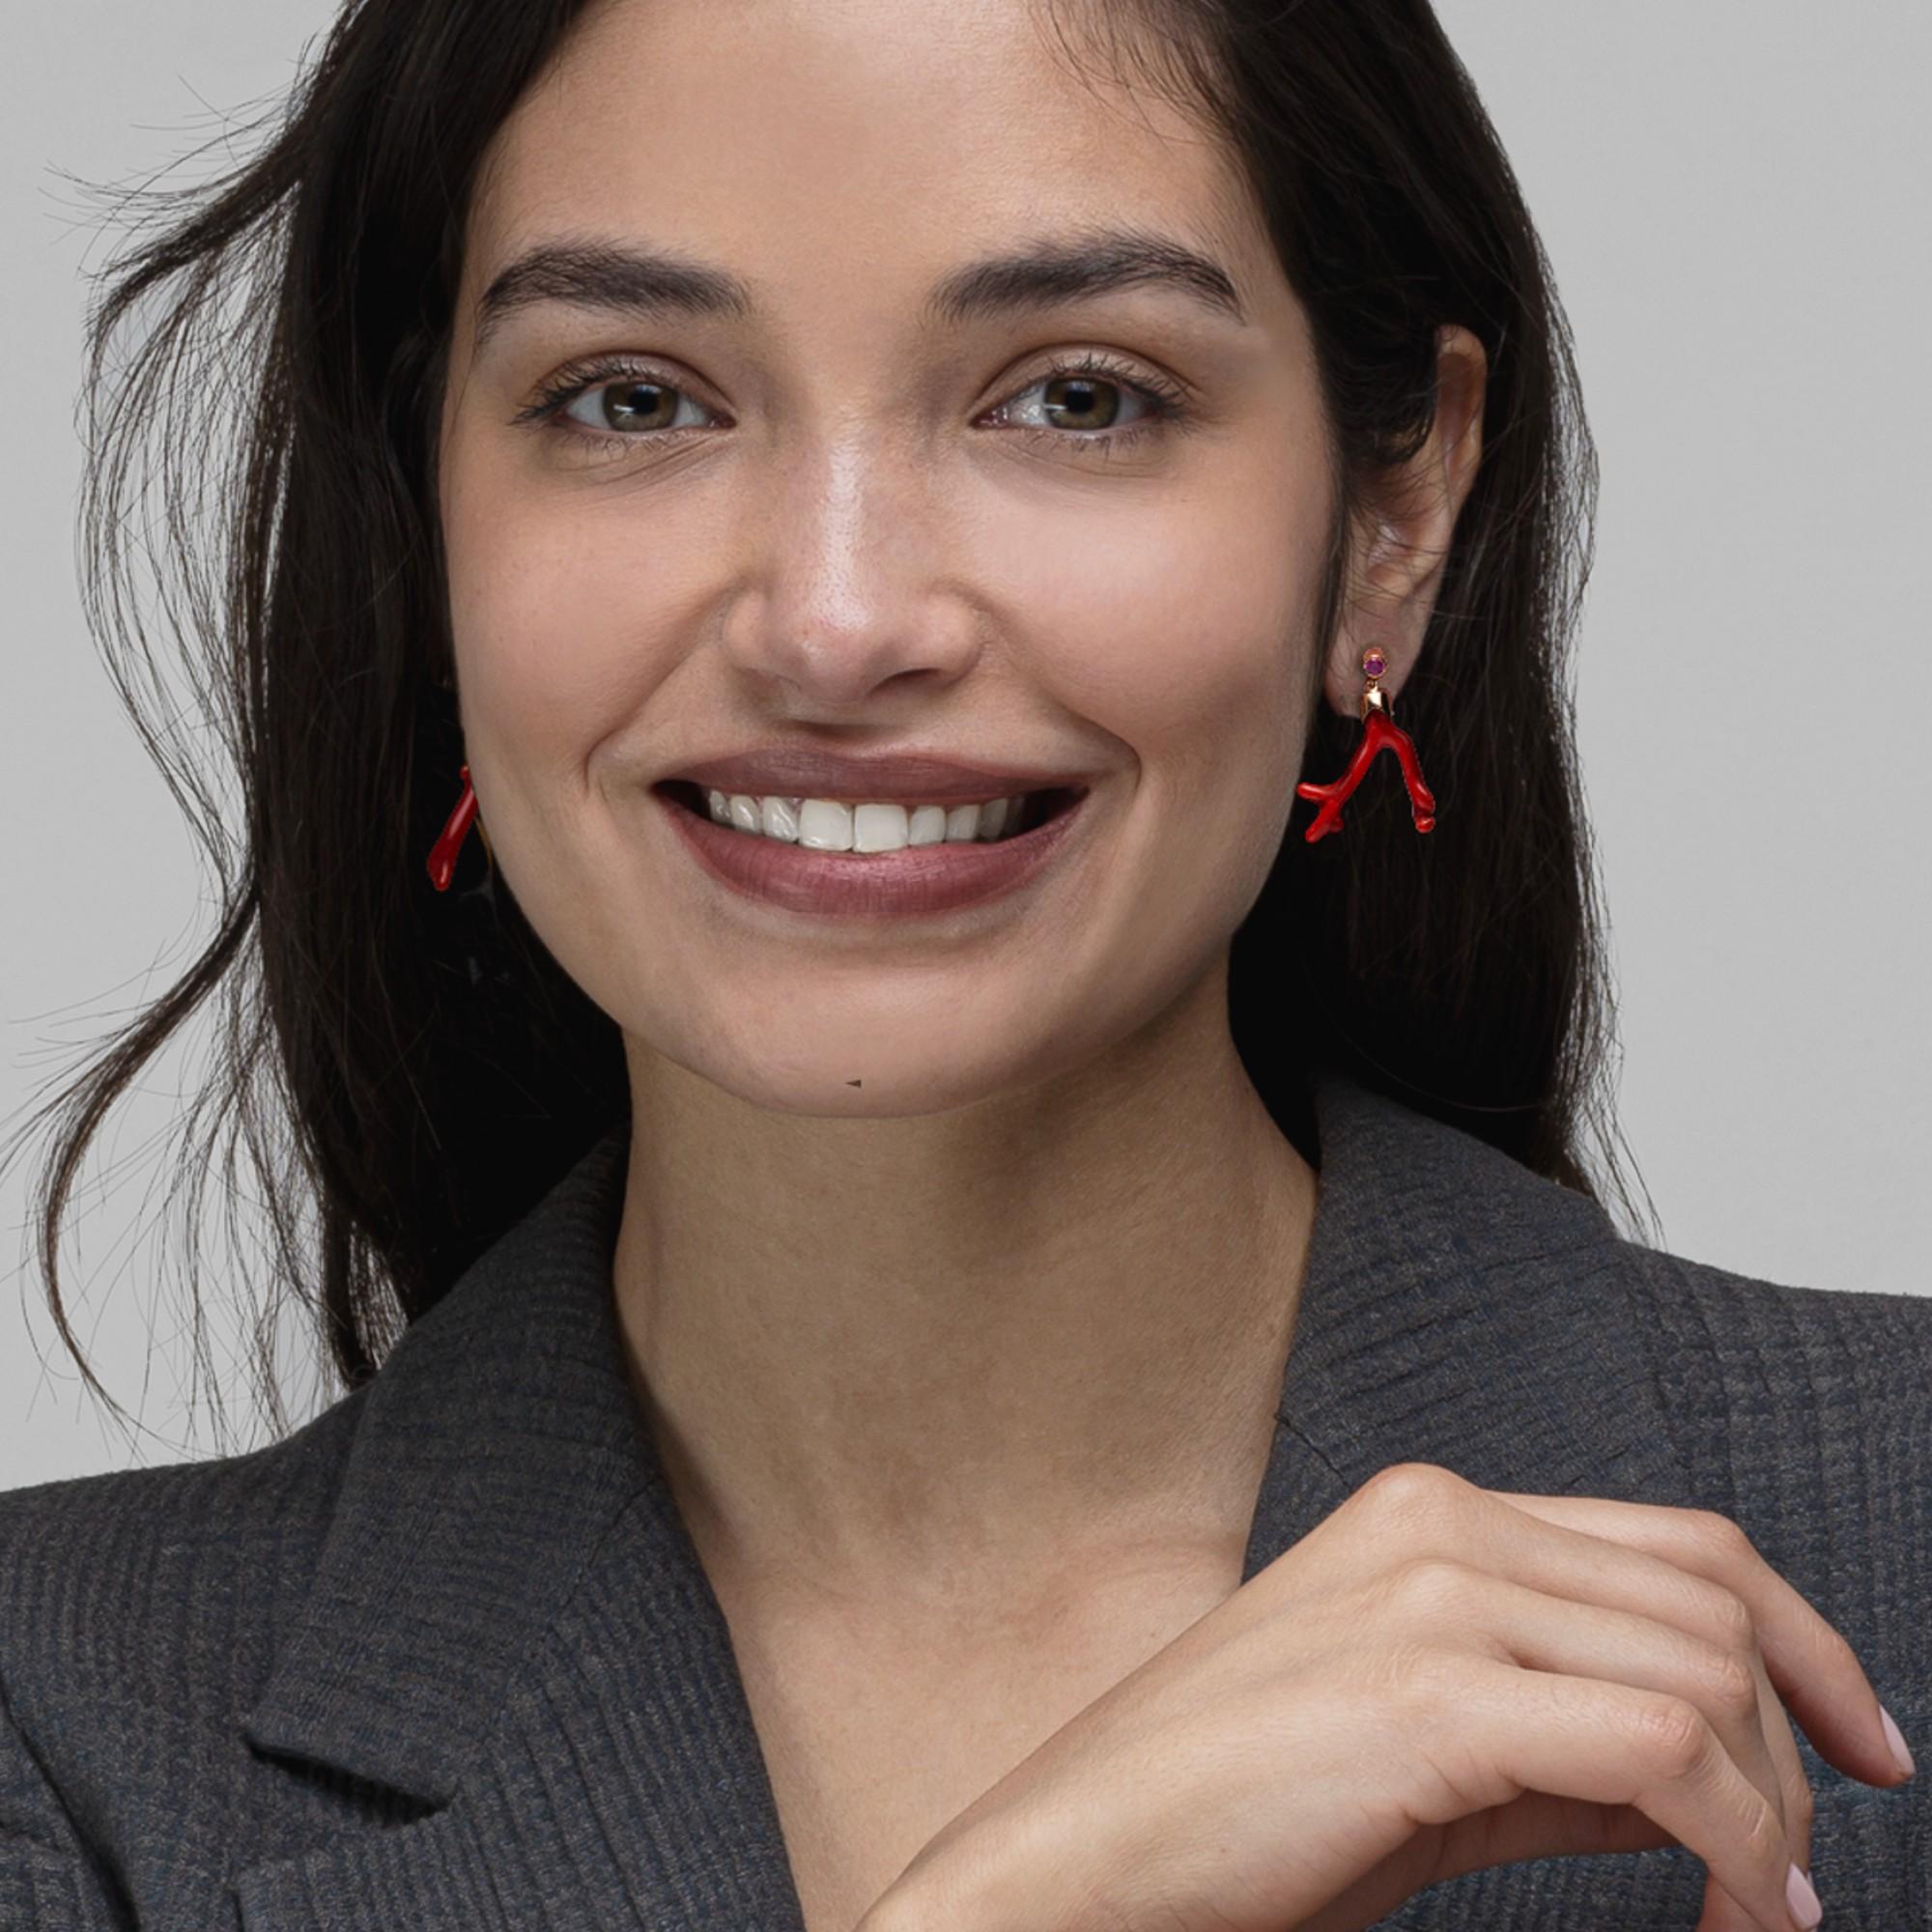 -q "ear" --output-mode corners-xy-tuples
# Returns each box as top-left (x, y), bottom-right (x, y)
(1321, 325), (1488, 719)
